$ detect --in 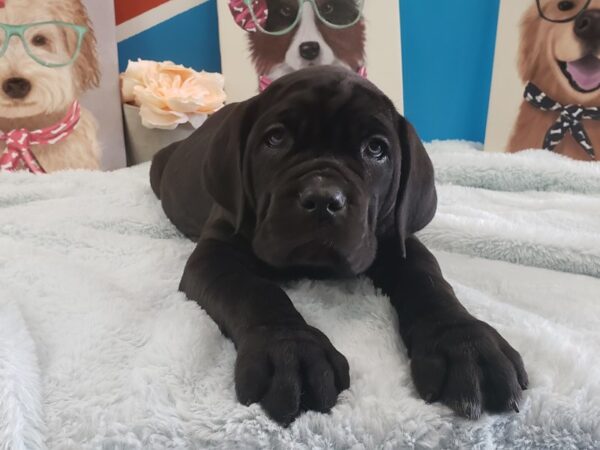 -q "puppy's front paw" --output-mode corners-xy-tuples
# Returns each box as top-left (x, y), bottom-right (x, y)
(410, 318), (528, 419)
(234, 325), (350, 426)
